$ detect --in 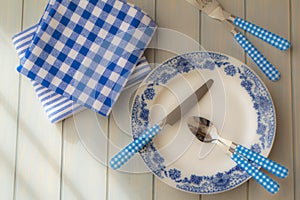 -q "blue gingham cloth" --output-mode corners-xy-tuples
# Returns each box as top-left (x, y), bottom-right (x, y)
(12, 24), (152, 123)
(17, 0), (157, 116)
